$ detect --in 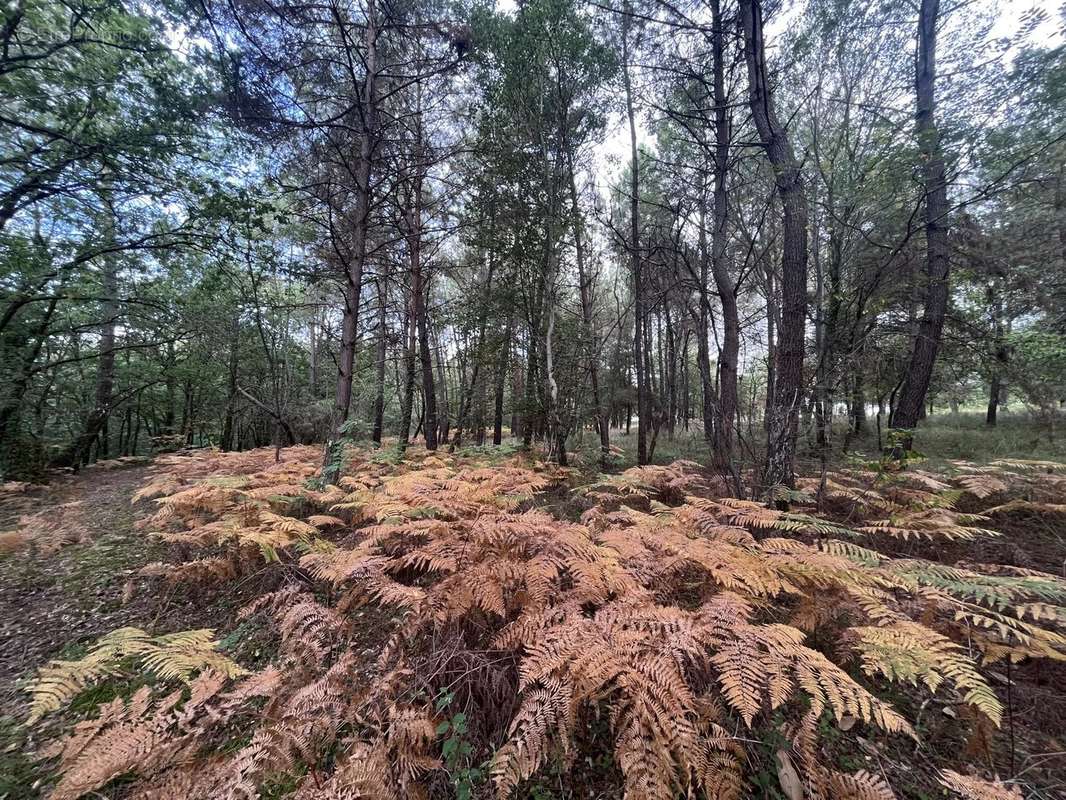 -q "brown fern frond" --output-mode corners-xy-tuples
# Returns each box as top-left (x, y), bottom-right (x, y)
(938, 769), (1023, 799)
(491, 678), (574, 794)
(142, 629), (248, 682)
(45, 670), (230, 800)
(827, 769), (897, 800)
(859, 509), (1000, 541)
